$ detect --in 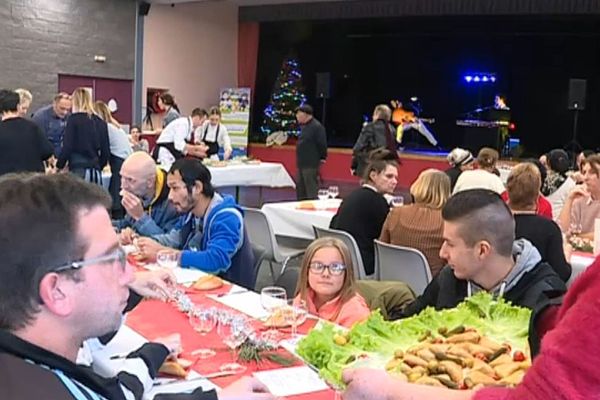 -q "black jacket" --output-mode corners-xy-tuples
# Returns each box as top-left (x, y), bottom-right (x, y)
(351, 120), (396, 177)
(392, 262), (567, 319)
(296, 118), (327, 169)
(330, 186), (390, 276)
